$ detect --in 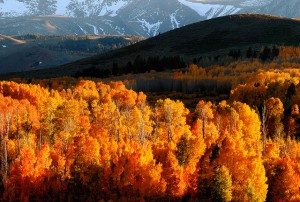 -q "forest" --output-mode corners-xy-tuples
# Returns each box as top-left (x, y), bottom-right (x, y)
(1, 46), (300, 201)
